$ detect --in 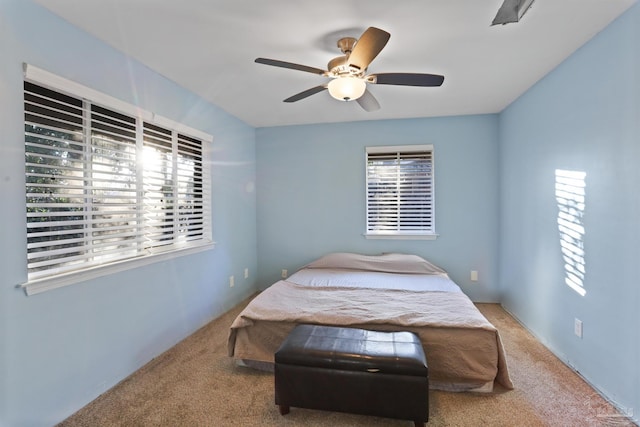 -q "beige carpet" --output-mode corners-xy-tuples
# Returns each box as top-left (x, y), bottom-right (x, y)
(59, 295), (635, 427)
